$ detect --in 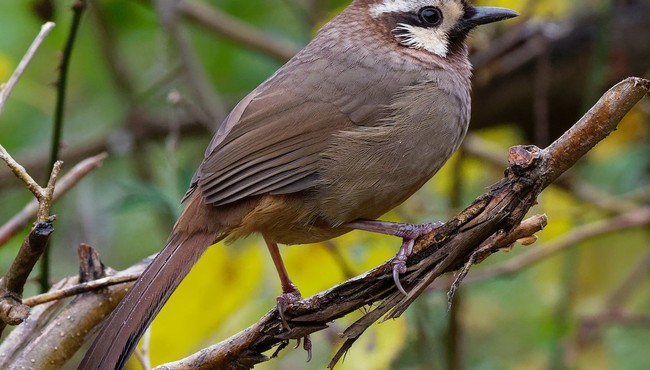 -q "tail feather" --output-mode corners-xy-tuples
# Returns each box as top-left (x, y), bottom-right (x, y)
(79, 231), (215, 370)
